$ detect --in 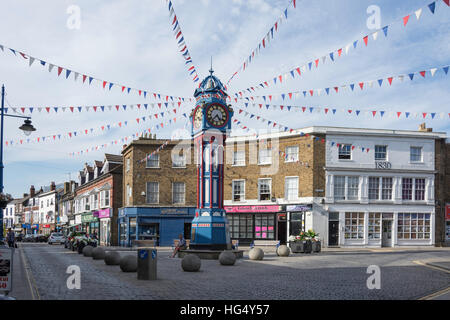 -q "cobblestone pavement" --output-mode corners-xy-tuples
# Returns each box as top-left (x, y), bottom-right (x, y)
(18, 243), (450, 300)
